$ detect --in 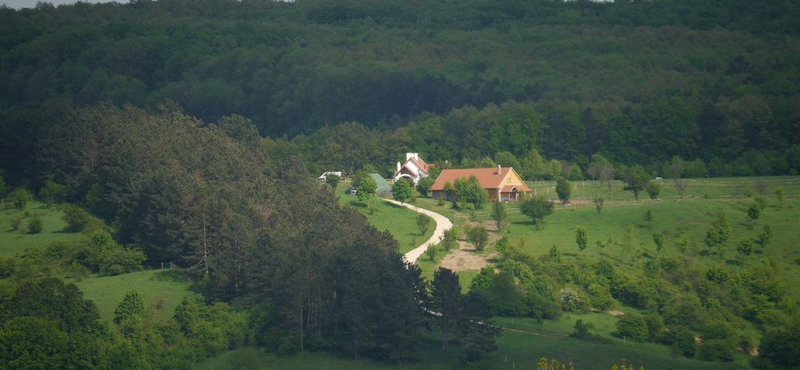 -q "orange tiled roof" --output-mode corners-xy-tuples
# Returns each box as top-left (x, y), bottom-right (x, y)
(409, 157), (429, 172)
(430, 167), (530, 192)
